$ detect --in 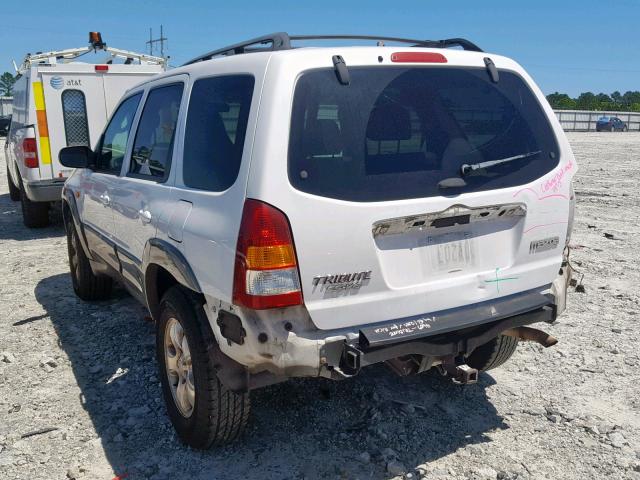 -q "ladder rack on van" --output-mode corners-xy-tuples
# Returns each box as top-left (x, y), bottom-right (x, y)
(183, 32), (483, 65)
(17, 45), (166, 73)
